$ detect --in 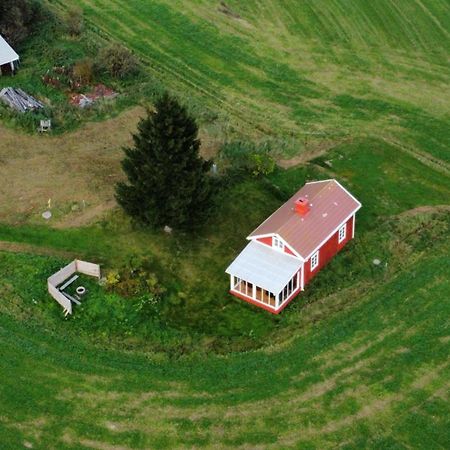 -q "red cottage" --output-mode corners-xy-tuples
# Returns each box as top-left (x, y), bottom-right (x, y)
(225, 179), (361, 313)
